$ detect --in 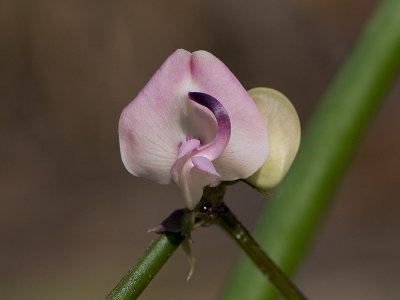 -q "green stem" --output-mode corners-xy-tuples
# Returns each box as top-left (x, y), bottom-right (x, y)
(216, 204), (307, 300)
(105, 233), (184, 300)
(107, 183), (307, 299)
(220, 0), (400, 299)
